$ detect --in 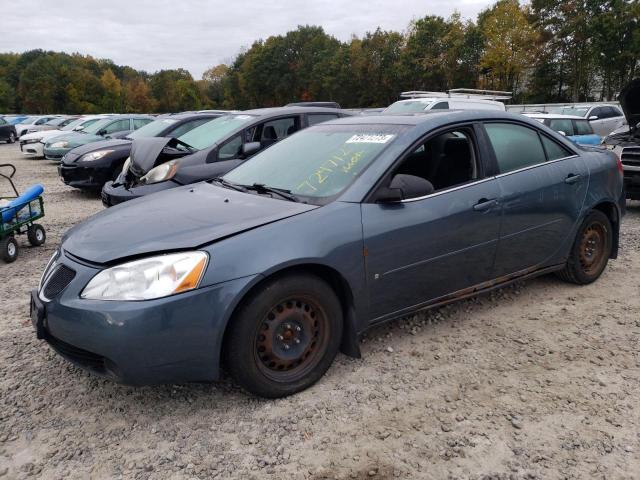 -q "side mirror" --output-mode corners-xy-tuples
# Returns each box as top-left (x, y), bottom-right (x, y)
(98, 129), (107, 136)
(589, 115), (598, 121)
(558, 130), (567, 136)
(73, 126), (85, 131)
(242, 141), (261, 157)
(376, 174), (434, 203)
